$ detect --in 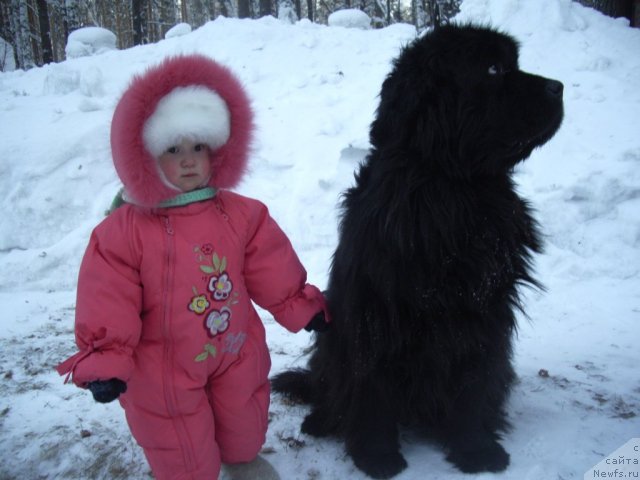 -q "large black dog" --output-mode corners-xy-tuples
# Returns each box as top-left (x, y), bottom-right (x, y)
(272, 24), (563, 478)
